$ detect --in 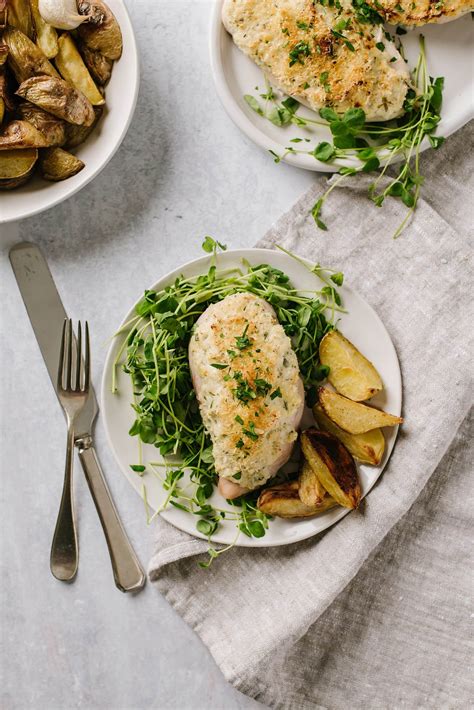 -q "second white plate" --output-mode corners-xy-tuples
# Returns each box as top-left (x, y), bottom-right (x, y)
(101, 248), (402, 548)
(210, 2), (474, 171)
